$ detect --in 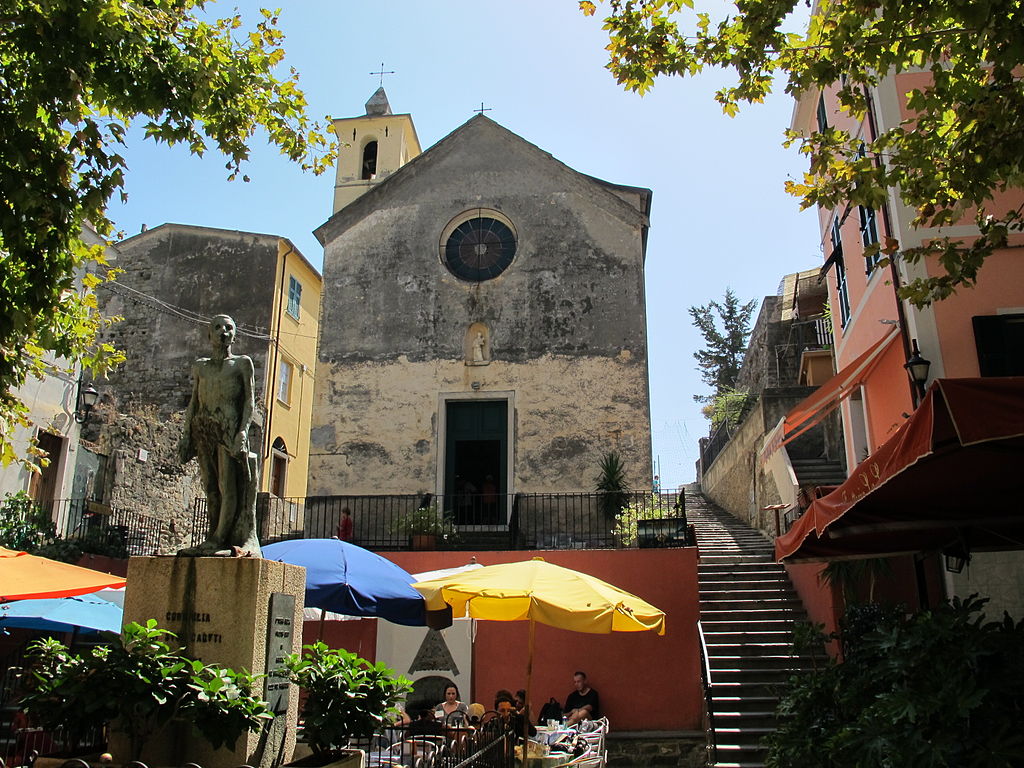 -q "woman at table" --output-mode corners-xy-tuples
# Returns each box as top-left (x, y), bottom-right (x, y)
(434, 683), (469, 724)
